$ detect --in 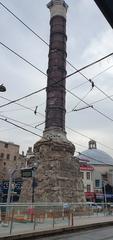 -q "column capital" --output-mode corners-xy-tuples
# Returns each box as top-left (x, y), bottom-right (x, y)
(47, 0), (68, 19)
